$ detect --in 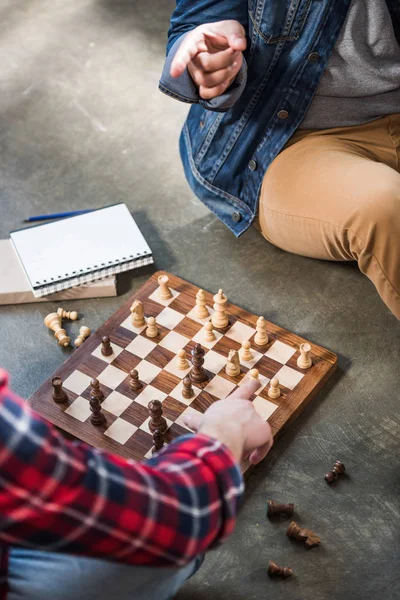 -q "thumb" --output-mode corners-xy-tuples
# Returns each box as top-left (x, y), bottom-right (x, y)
(211, 20), (246, 51)
(183, 412), (202, 432)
